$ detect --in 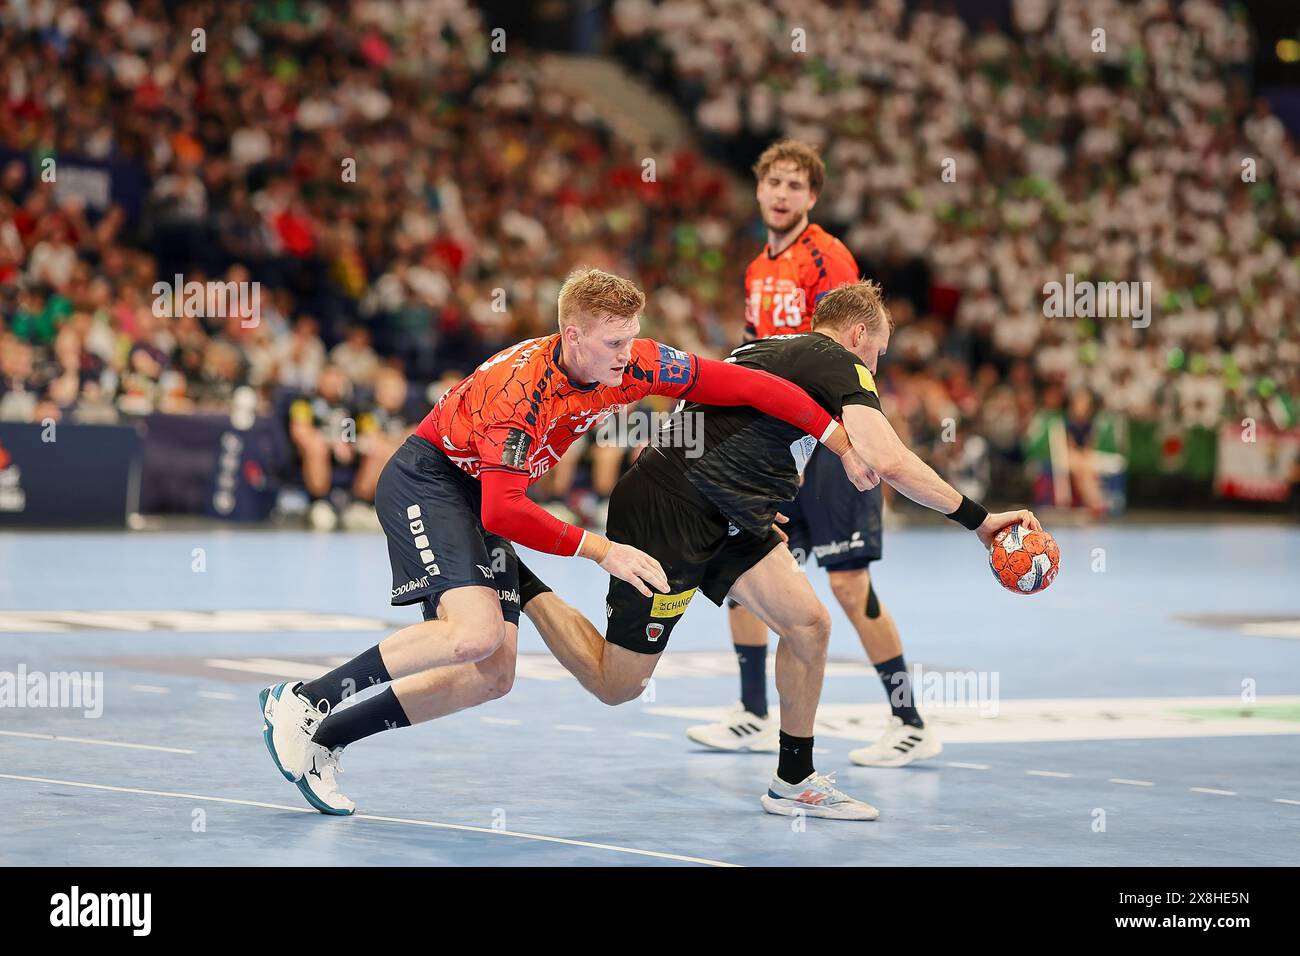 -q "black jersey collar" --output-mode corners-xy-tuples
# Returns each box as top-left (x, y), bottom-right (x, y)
(766, 222), (813, 260)
(551, 338), (600, 392)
